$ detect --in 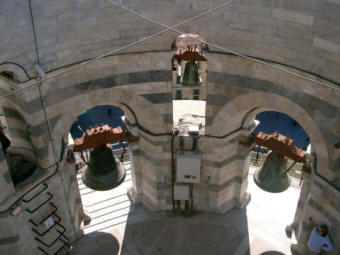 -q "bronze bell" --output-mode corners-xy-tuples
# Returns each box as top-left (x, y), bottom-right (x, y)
(253, 151), (290, 193)
(82, 144), (125, 191)
(182, 61), (200, 87)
